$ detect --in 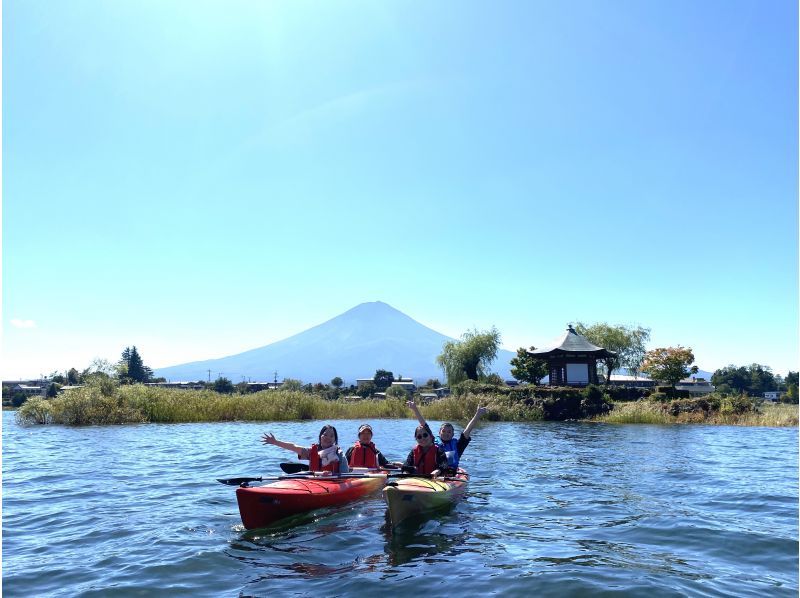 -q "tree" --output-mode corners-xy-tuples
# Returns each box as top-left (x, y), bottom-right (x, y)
(712, 364), (779, 396)
(641, 346), (699, 387)
(118, 346), (152, 384)
(425, 378), (441, 389)
(484, 373), (504, 386)
(711, 365), (750, 394)
(784, 372), (798, 404)
(46, 383), (58, 398)
(509, 347), (548, 385)
(574, 322), (651, 384)
(357, 381), (376, 399)
(49, 371), (66, 384)
(331, 377), (343, 389)
(386, 385), (408, 399)
(281, 378), (303, 392)
(373, 370), (394, 391)
(213, 377), (235, 394)
(747, 363), (777, 395)
(437, 327), (501, 385)
(66, 368), (82, 385)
